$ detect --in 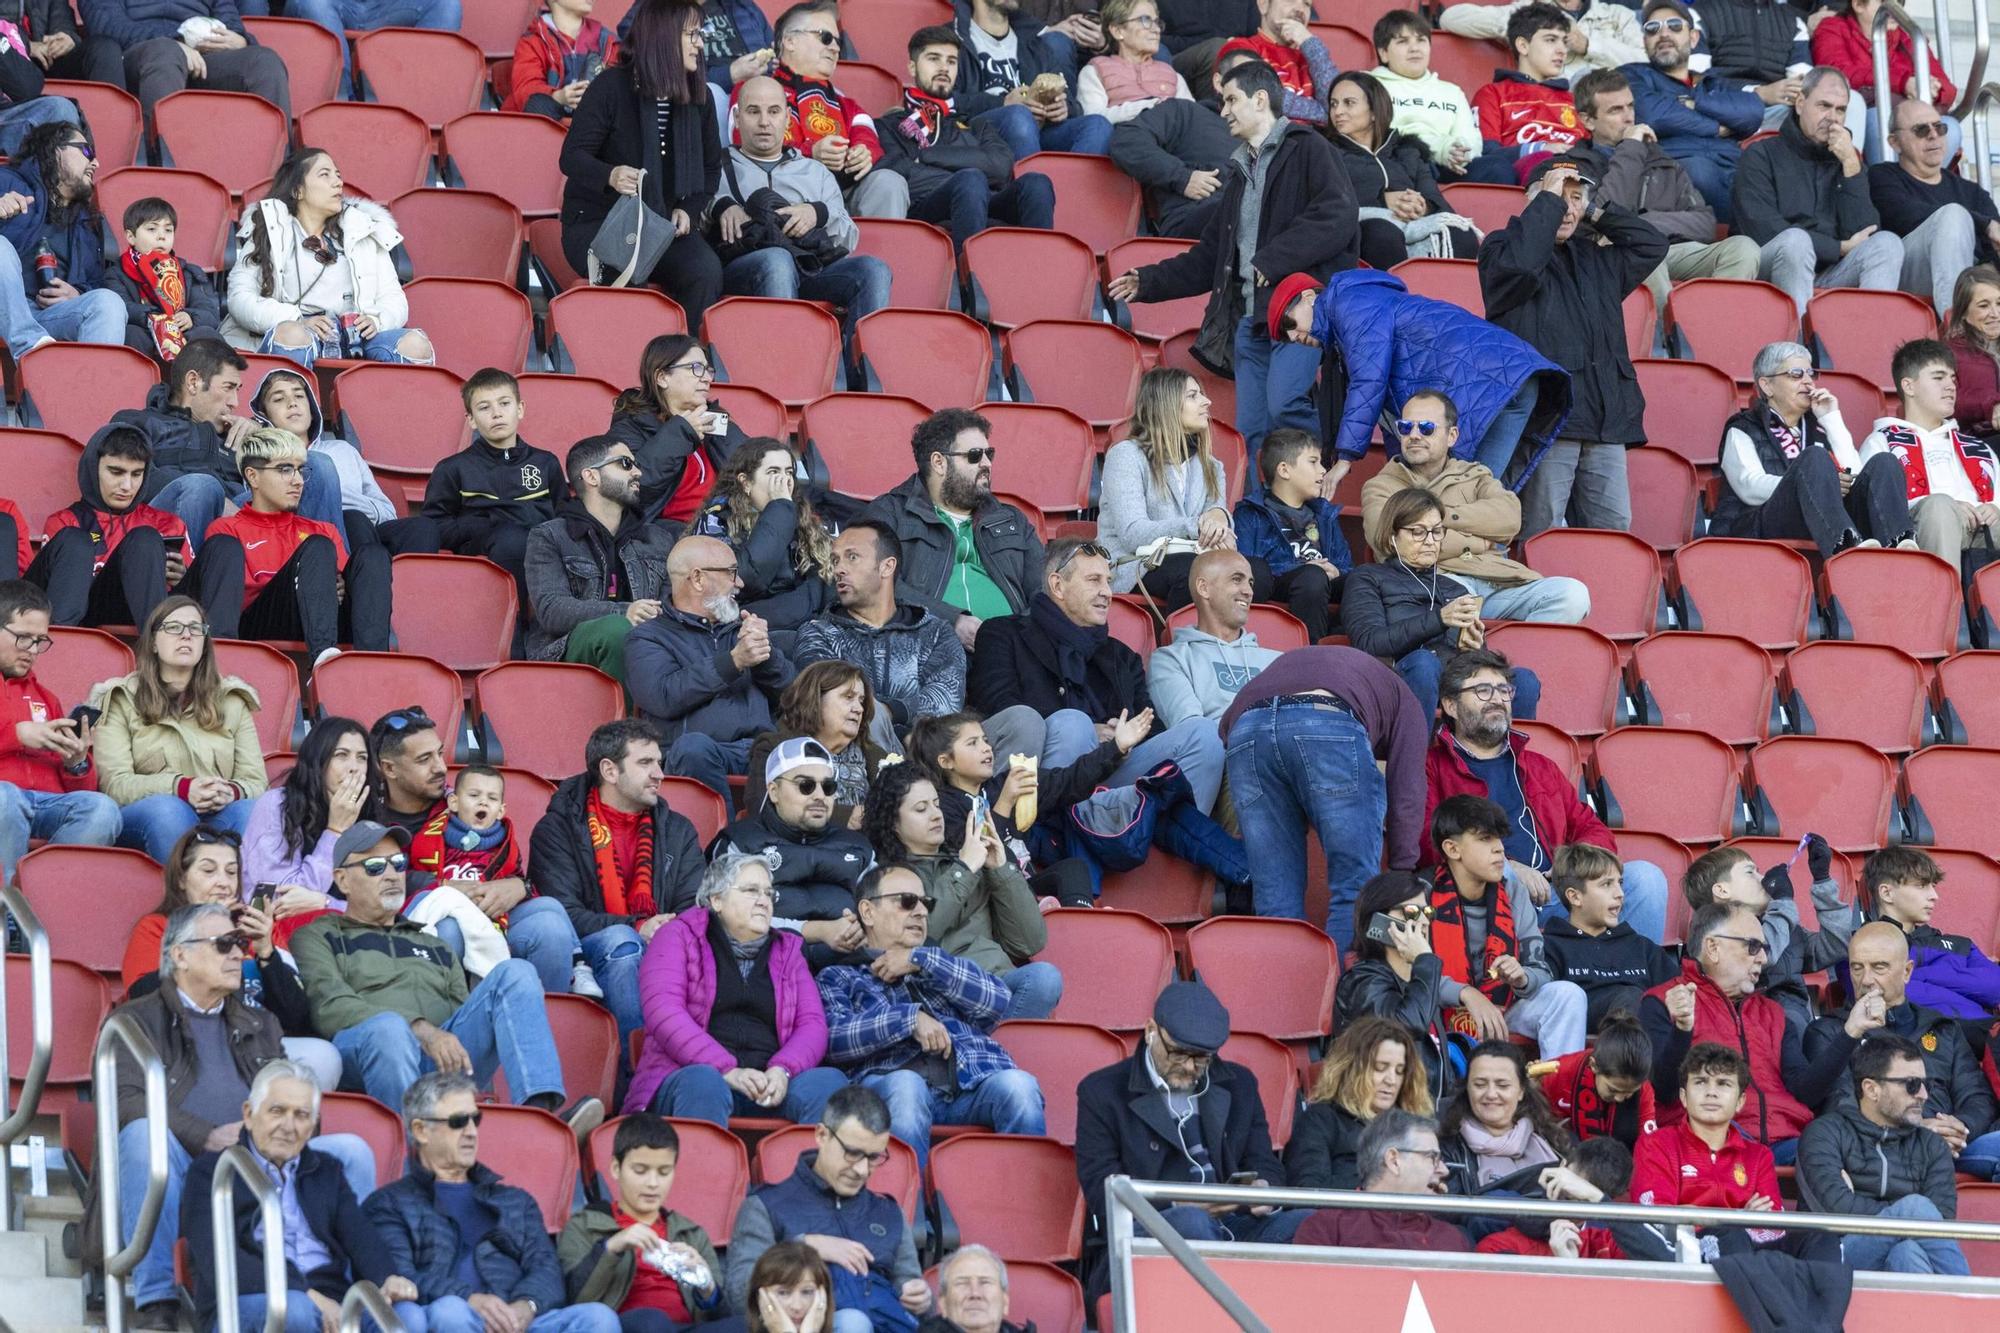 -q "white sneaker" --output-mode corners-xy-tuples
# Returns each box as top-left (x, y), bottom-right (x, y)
(311, 646), (343, 673)
(570, 960), (604, 998)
